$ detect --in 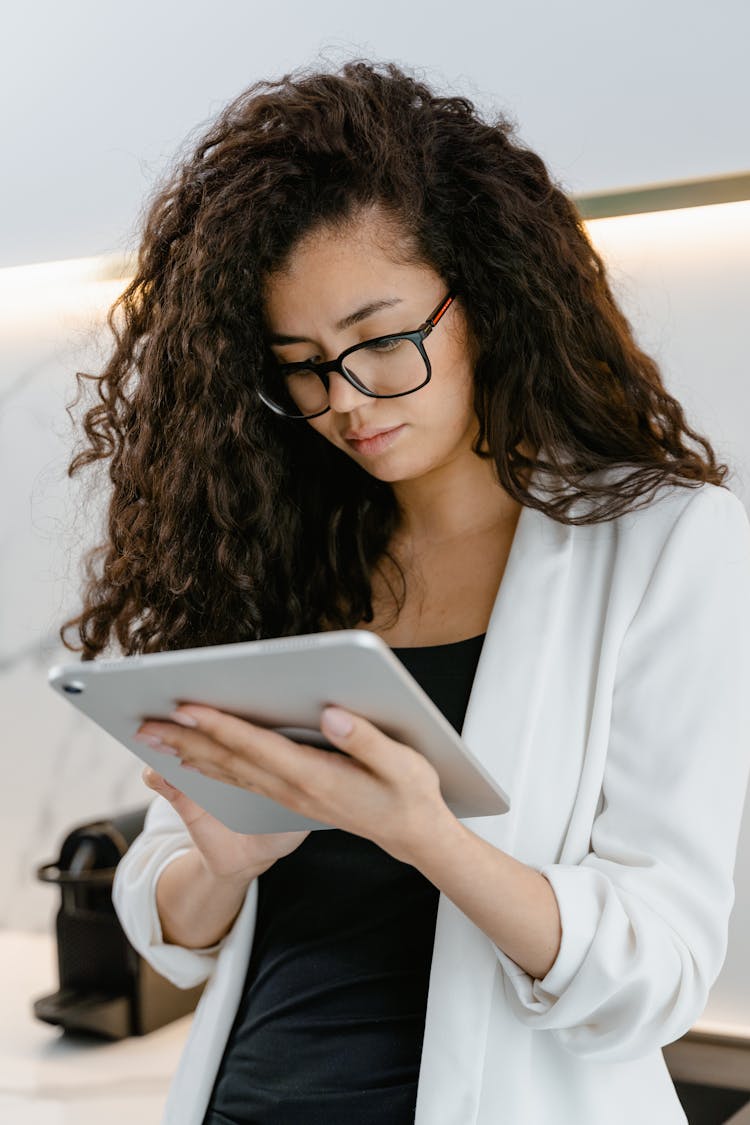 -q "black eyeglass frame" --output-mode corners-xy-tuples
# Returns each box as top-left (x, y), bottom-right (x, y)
(257, 291), (456, 419)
